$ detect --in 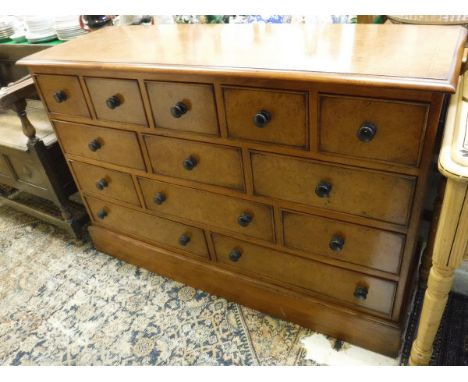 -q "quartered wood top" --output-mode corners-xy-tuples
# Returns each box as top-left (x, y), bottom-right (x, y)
(18, 24), (467, 93)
